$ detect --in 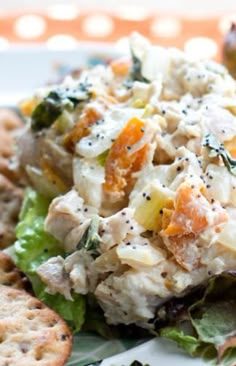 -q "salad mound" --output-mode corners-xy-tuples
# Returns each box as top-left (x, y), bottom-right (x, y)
(13, 33), (236, 364)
